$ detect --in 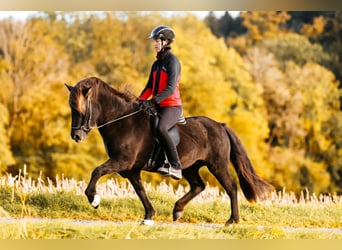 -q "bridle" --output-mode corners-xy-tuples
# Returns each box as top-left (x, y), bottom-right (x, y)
(71, 98), (93, 132)
(71, 98), (142, 132)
